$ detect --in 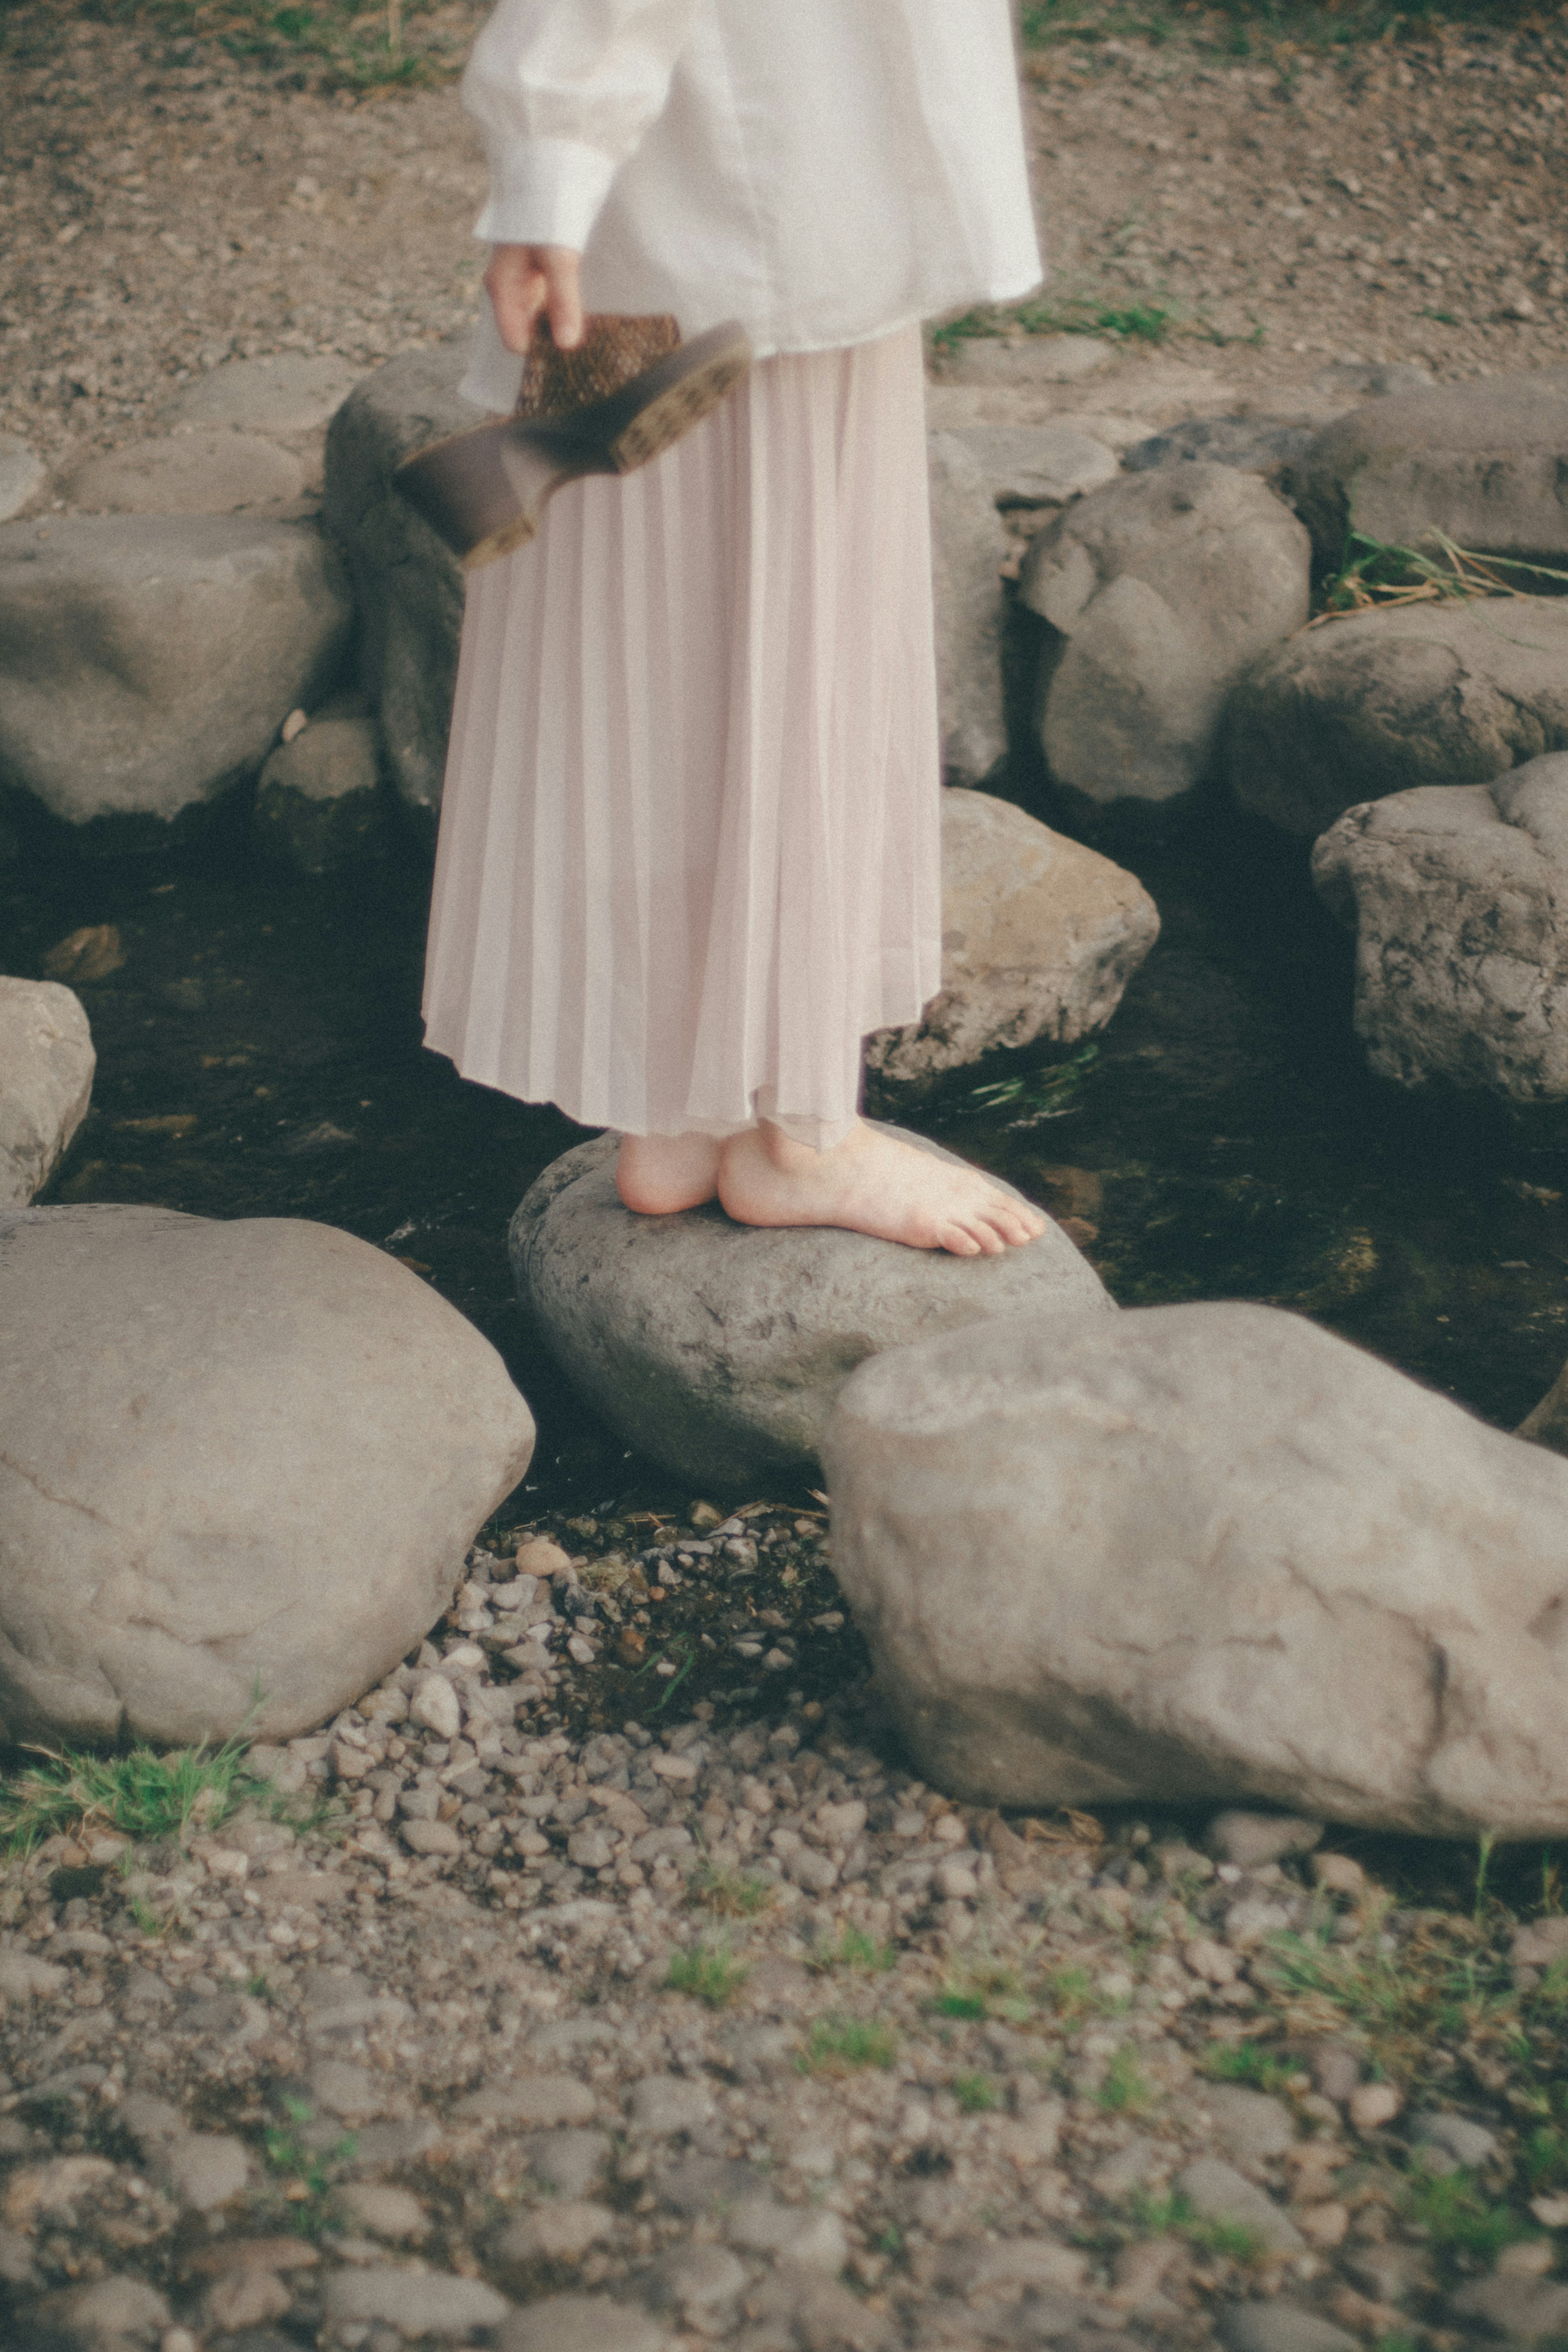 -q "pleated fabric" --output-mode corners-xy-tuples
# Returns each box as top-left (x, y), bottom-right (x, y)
(421, 322), (942, 1148)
